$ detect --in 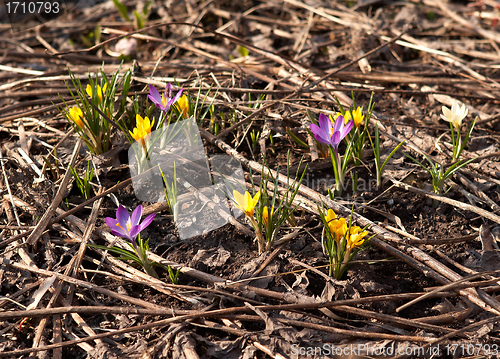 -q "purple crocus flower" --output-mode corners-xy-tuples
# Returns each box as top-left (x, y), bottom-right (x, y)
(310, 113), (353, 153)
(105, 205), (155, 247)
(147, 84), (183, 113)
